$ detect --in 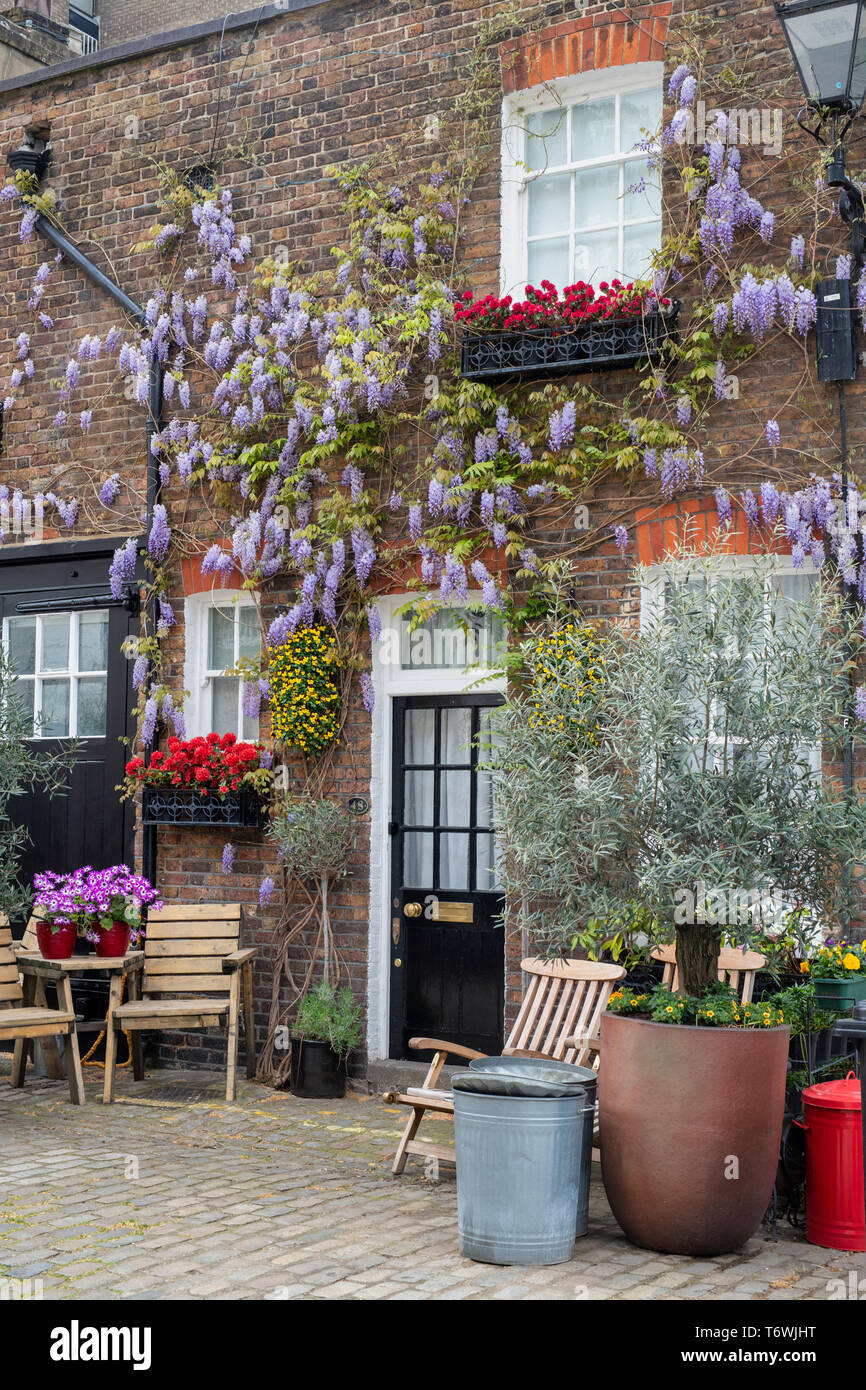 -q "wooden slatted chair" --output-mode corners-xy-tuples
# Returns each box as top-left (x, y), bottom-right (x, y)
(0, 918), (85, 1104)
(103, 904), (256, 1104)
(383, 957), (625, 1176)
(650, 944), (767, 1003)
